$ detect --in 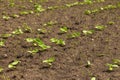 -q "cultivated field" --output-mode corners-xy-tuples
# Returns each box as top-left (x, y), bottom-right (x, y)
(0, 0), (120, 80)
